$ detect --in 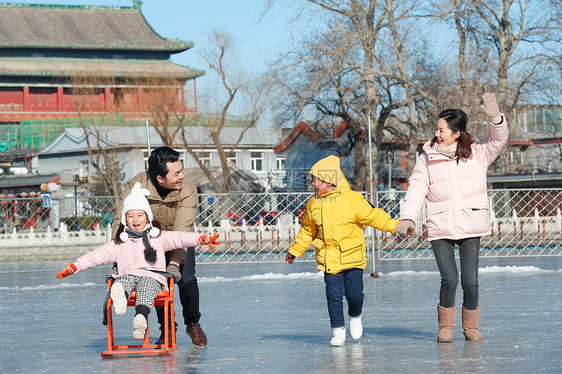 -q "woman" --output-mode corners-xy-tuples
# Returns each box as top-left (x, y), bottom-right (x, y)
(395, 93), (508, 342)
